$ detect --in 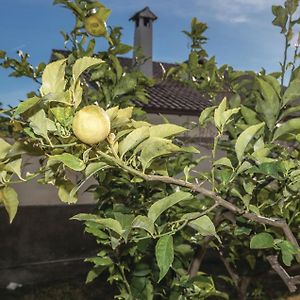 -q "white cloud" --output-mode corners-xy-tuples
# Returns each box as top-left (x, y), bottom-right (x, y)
(192, 0), (283, 24)
(102, 0), (283, 24)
